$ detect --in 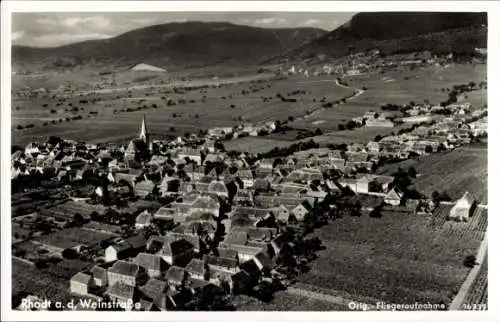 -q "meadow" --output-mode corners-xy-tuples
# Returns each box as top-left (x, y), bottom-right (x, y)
(12, 72), (353, 146)
(376, 145), (487, 204)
